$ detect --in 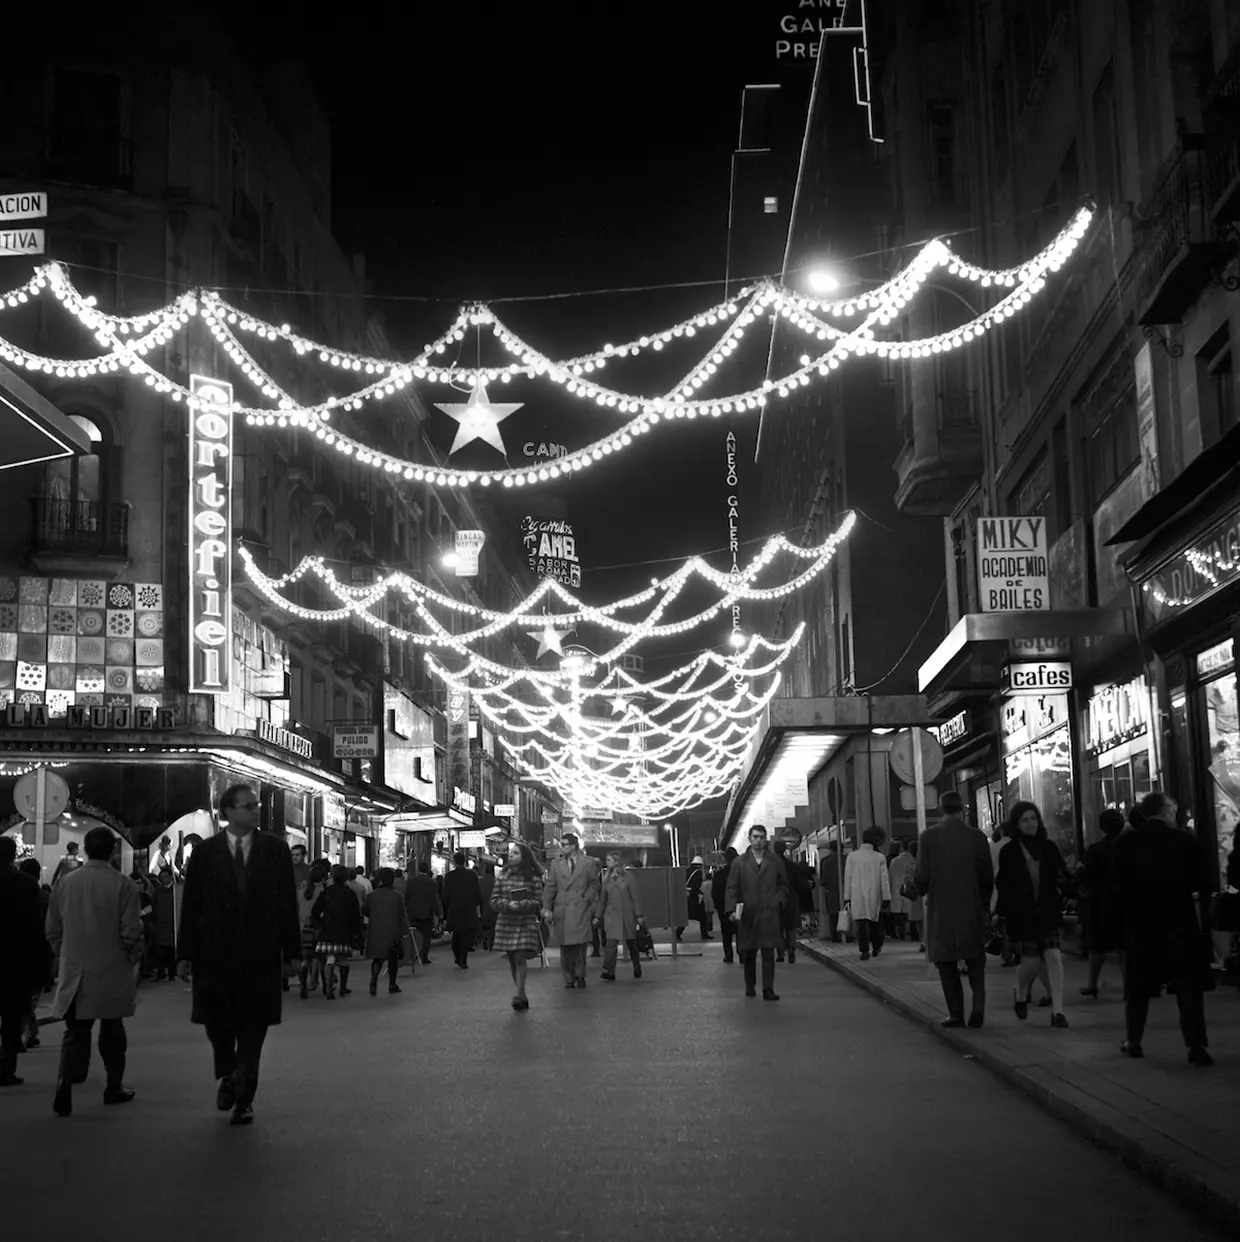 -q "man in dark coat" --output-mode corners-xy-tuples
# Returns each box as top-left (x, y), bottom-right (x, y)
(478, 864), (497, 950)
(442, 853), (482, 969)
(1108, 791), (1212, 1065)
(404, 861), (443, 964)
(176, 784), (300, 1126)
(725, 825), (788, 1001)
(711, 847), (739, 962)
(819, 843), (845, 941)
(773, 840), (810, 963)
(914, 791), (994, 1028)
(0, 836), (49, 1086)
